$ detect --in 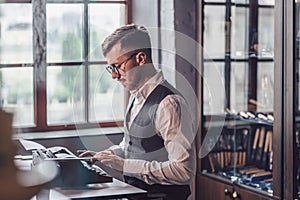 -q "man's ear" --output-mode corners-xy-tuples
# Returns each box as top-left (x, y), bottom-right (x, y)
(136, 52), (146, 65)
